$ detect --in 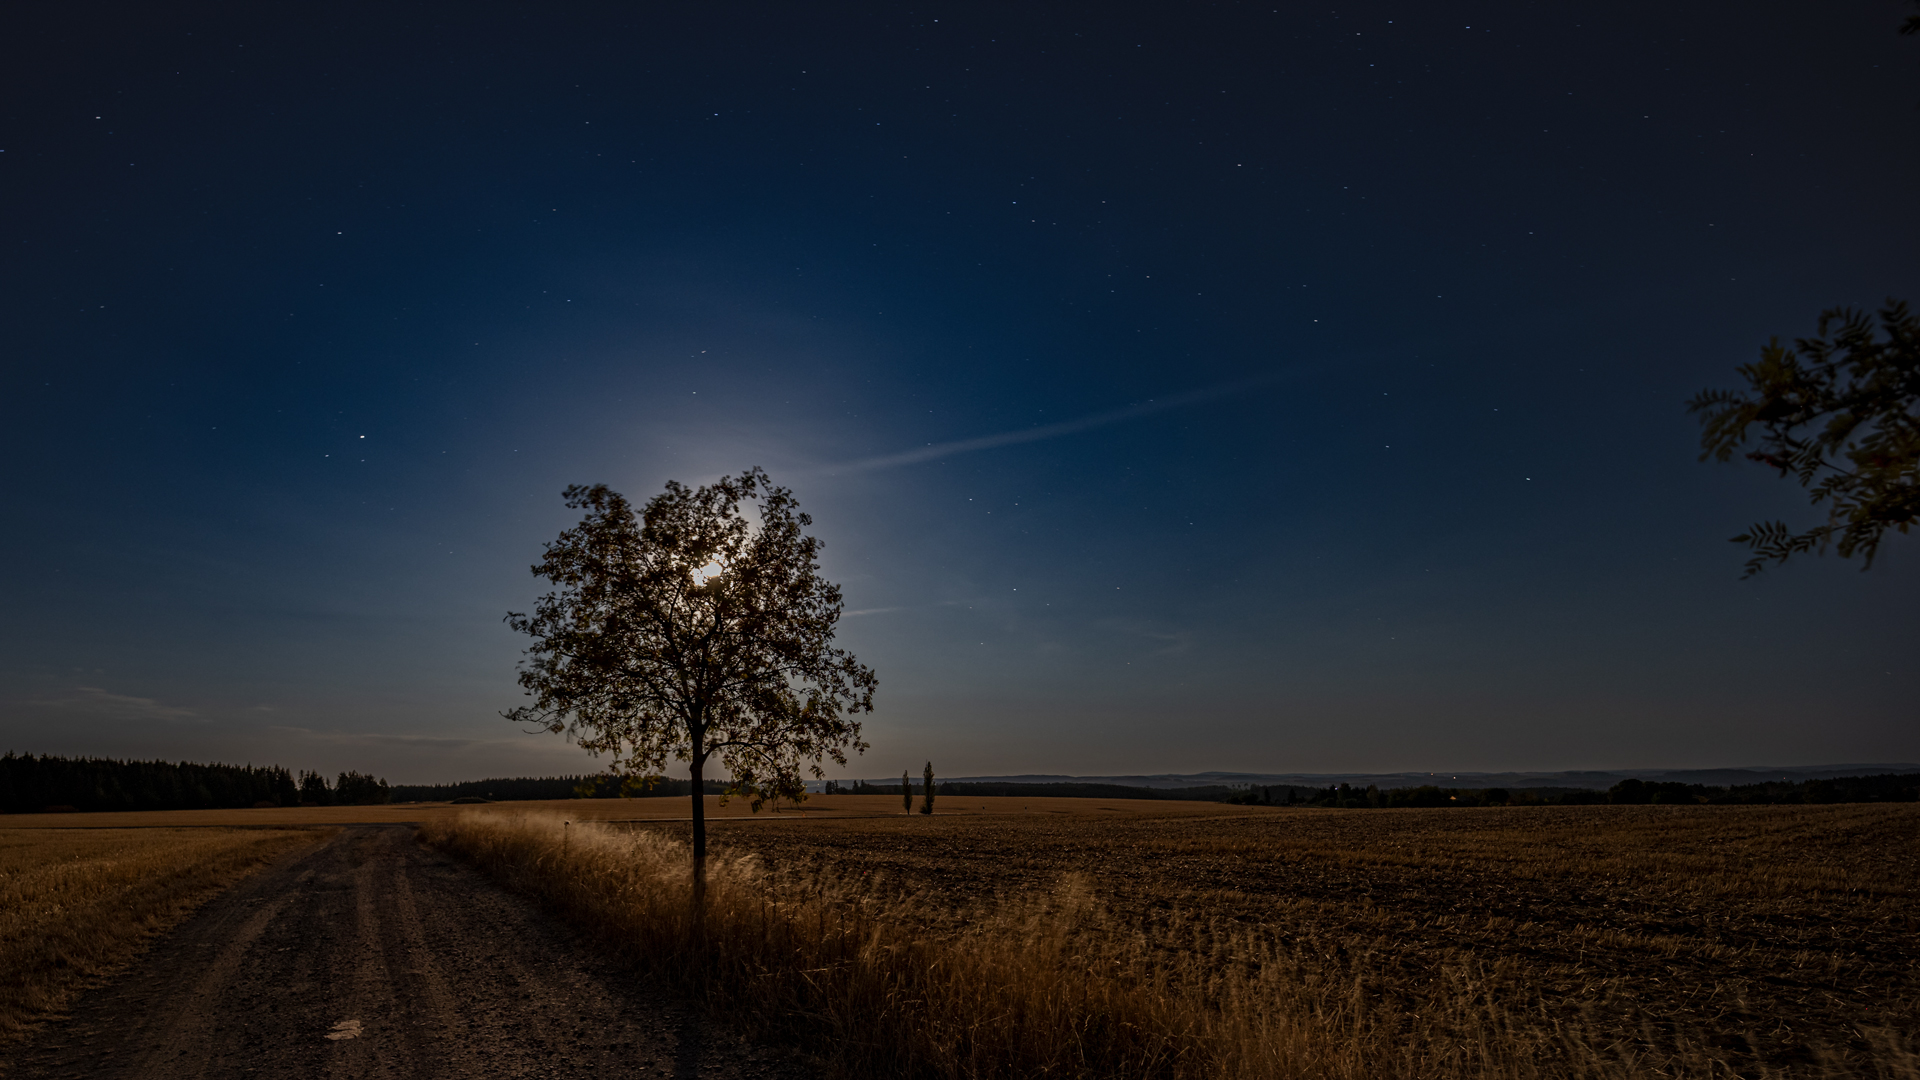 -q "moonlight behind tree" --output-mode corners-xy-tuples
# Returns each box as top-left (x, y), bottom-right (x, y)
(505, 468), (876, 902)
